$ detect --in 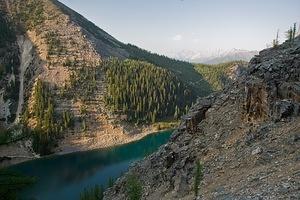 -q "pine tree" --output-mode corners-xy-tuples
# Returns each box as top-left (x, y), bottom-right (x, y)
(194, 161), (203, 197)
(286, 26), (292, 42)
(103, 58), (193, 124)
(272, 29), (279, 47)
(292, 23), (297, 42)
